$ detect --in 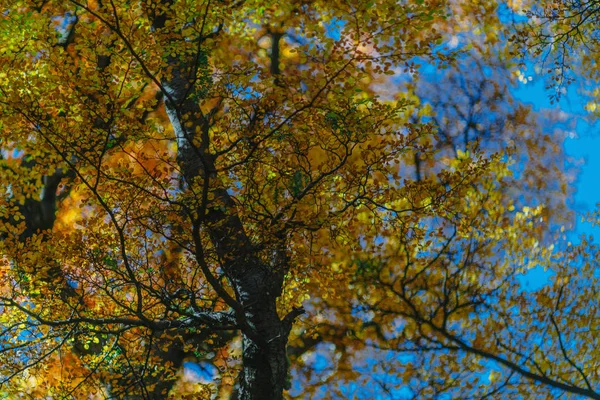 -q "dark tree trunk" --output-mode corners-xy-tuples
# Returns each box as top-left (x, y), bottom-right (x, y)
(161, 42), (301, 400)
